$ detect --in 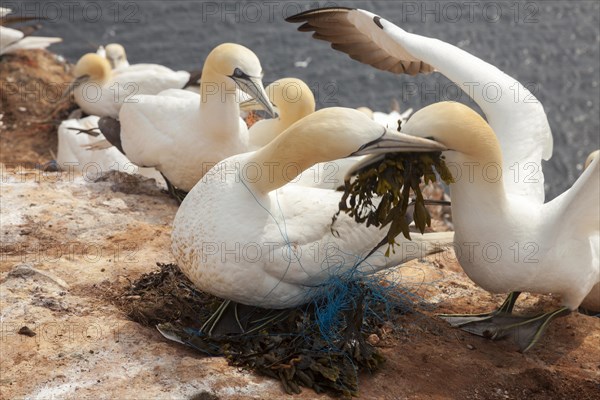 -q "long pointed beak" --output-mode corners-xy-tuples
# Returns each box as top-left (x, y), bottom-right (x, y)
(239, 98), (280, 118)
(59, 75), (89, 102)
(233, 76), (277, 118)
(350, 129), (447, 156)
